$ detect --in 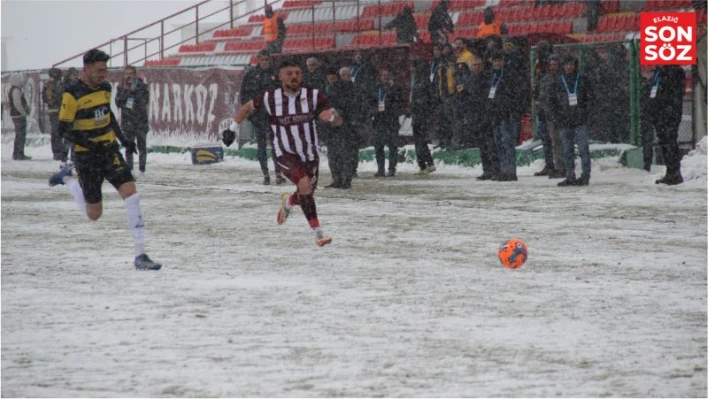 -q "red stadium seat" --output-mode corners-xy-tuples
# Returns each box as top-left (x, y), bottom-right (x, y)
(601, 0), (620, 14)
(508, 7), (522, 22)
(415, 12), (431, 29)
(520, 6), (534, 21)
(457, 26), (477, 39)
